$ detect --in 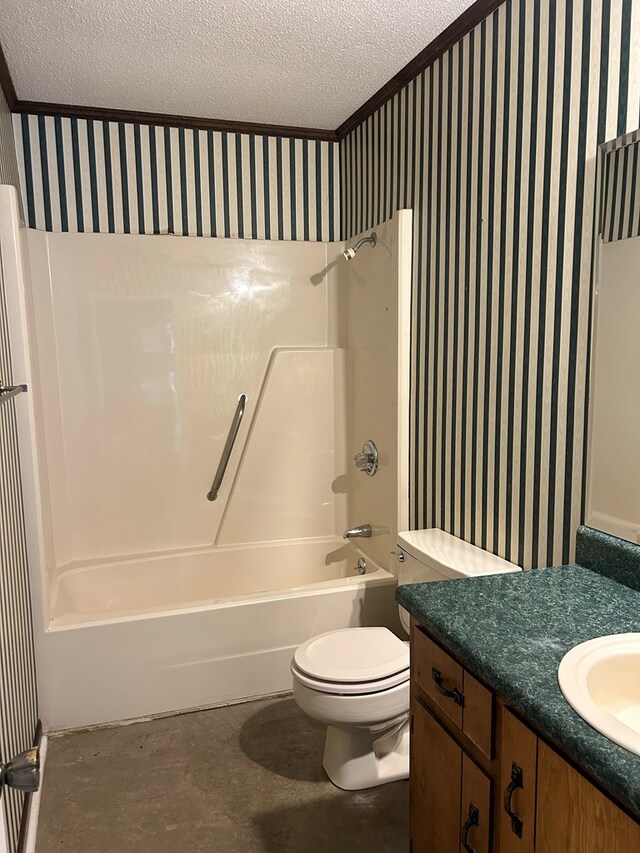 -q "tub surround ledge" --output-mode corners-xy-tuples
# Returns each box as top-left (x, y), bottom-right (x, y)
(396, 563), (640, 817)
